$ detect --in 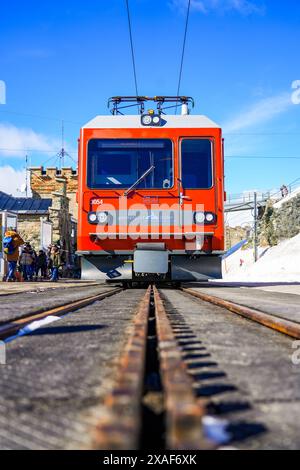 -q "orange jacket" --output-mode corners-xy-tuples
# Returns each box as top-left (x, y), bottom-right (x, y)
(4, 231), (25, 262)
